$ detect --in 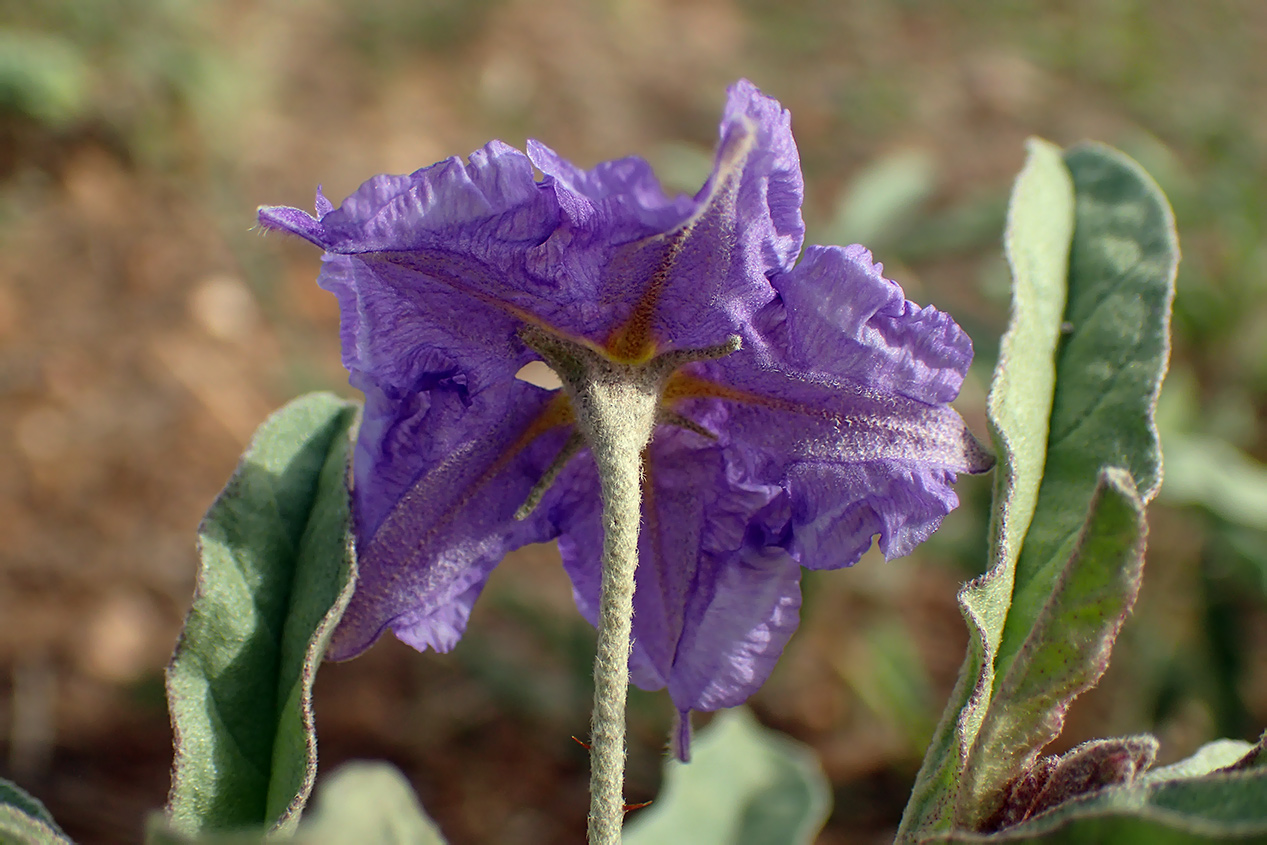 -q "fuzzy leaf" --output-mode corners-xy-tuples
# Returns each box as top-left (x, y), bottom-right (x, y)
(1141, 740), (1259, 784)
(924, 768), (1267, 843)
(0, 777), (72, 844)
(623, 708), (831, 845)
(980, 733), (1158, 832)
(1220, 732), (1267, 773)
(961, 469), (1149, 824)
(900, 140), (1178, 839)
(994, 143), (1178, 681)
(166, 393), (360, 835)
(899, 138), (1074, 838)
